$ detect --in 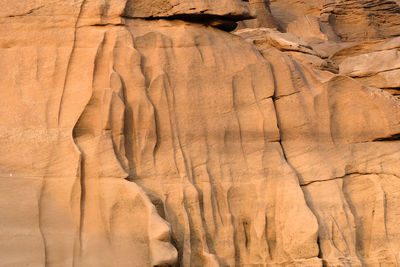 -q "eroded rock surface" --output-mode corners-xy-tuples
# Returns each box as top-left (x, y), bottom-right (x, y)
(1, 0), (400, 266)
